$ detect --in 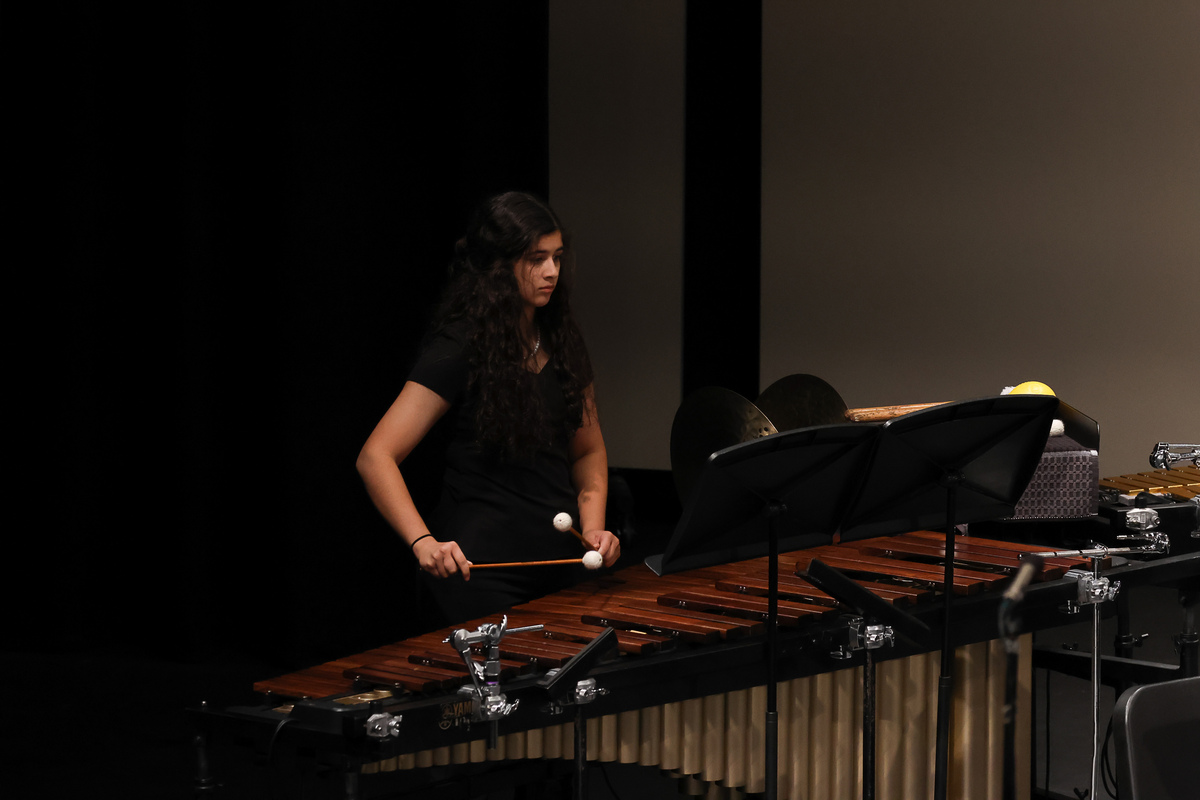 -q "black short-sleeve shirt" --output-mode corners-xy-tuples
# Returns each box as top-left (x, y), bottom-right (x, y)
(407, 323), (584, 622)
